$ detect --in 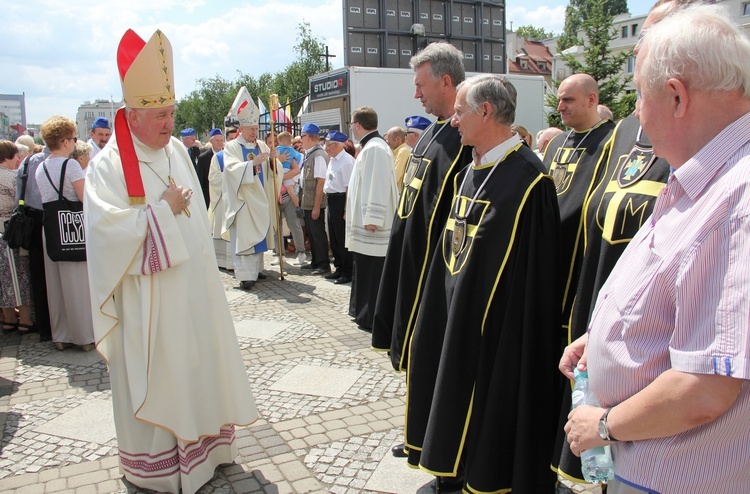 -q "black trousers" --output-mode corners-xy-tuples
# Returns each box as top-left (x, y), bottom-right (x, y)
(349, 252), (385, 330)
(326, 194), (352, 277)
(303, 208), (330, 269)
(26, 208), (52, 340)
